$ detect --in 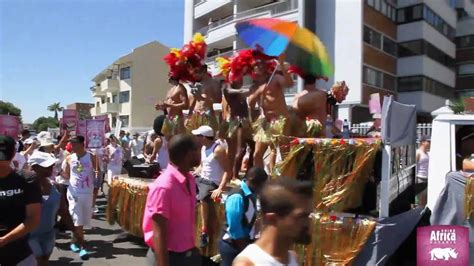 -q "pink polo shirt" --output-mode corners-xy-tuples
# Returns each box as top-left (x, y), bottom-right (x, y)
(142, 163), (197, 252)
